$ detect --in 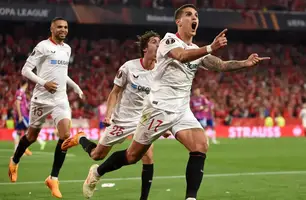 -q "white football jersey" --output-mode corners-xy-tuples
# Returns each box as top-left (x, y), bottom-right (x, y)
(149, 32), (206, 113)
(112, 58), (156, 123)
(26, 38), (71, 104)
